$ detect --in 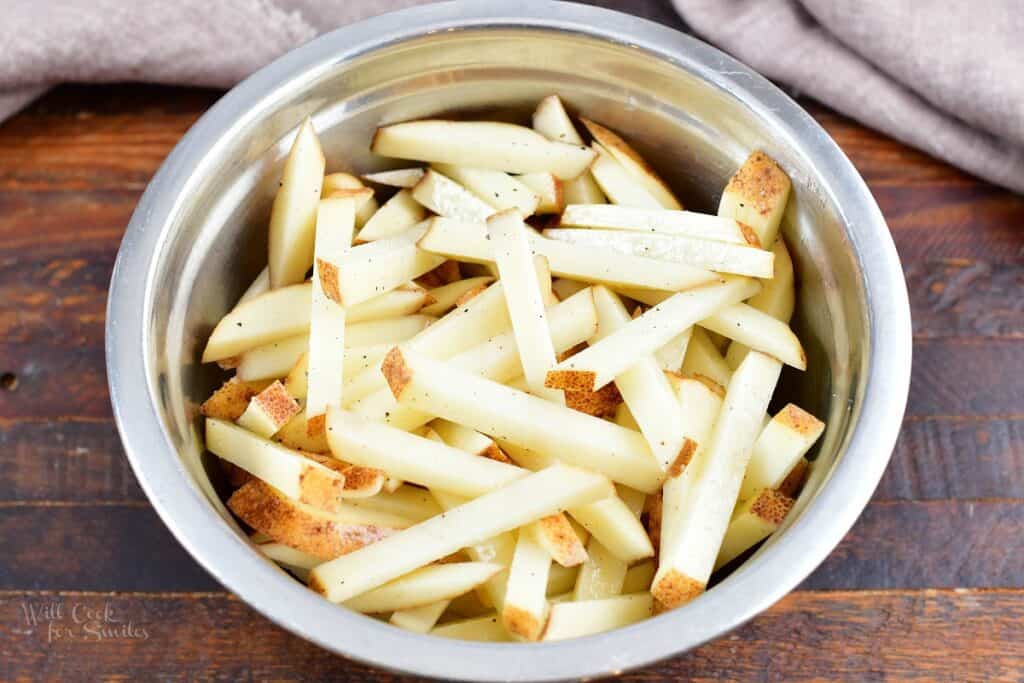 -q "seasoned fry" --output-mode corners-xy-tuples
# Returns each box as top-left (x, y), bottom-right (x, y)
(588, 143), (663, 209)
(362, 167), (426, 188)
(542, 593), (653, 640)
(681, 327), (734, 388)
(502, 527), (552, 640)
(517, 172), (564, 214)
(740, 404), (824, 500)
(718, 150), (791, 247)
(390, 599), (451, 633)
(714, 488), (795, 570)
(532, 95), (606, 204)
(411, 169), (495, 222)
(560, 204), (751, 244)
(236, 380), (301, 438)
(700, 303), (806, 370)
(580, 119), (681, 210)
(345, 562), (503, 614)
(356, 188), (427, 242)
(421, 276), (494, 317)
(433, 163), (541, 216)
